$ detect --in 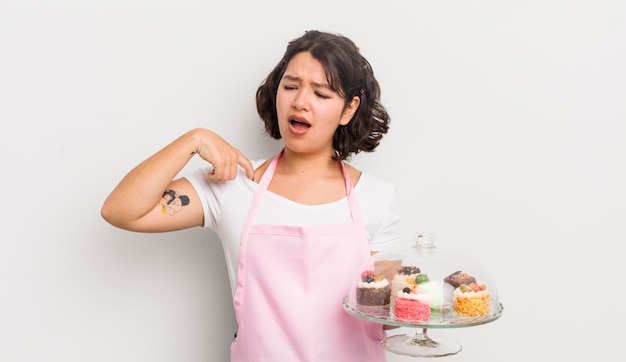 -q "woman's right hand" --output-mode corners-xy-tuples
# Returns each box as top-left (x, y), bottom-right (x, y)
(190, 128), (254, 182)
